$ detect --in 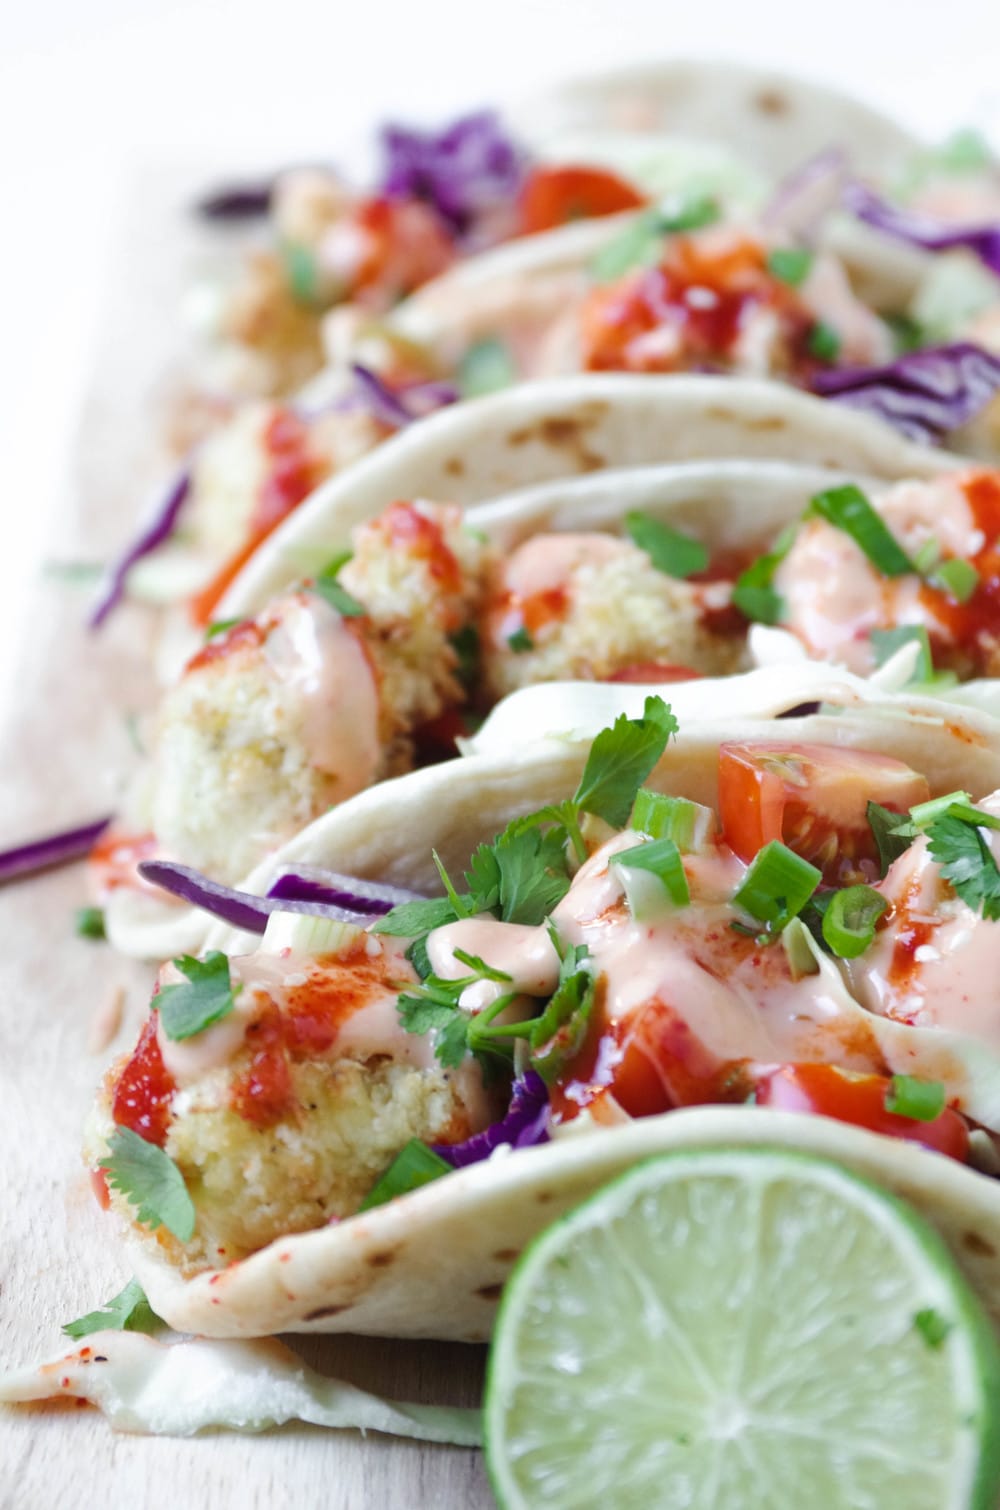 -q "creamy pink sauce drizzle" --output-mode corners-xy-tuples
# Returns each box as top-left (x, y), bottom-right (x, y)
(776, 476), (981, 673)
